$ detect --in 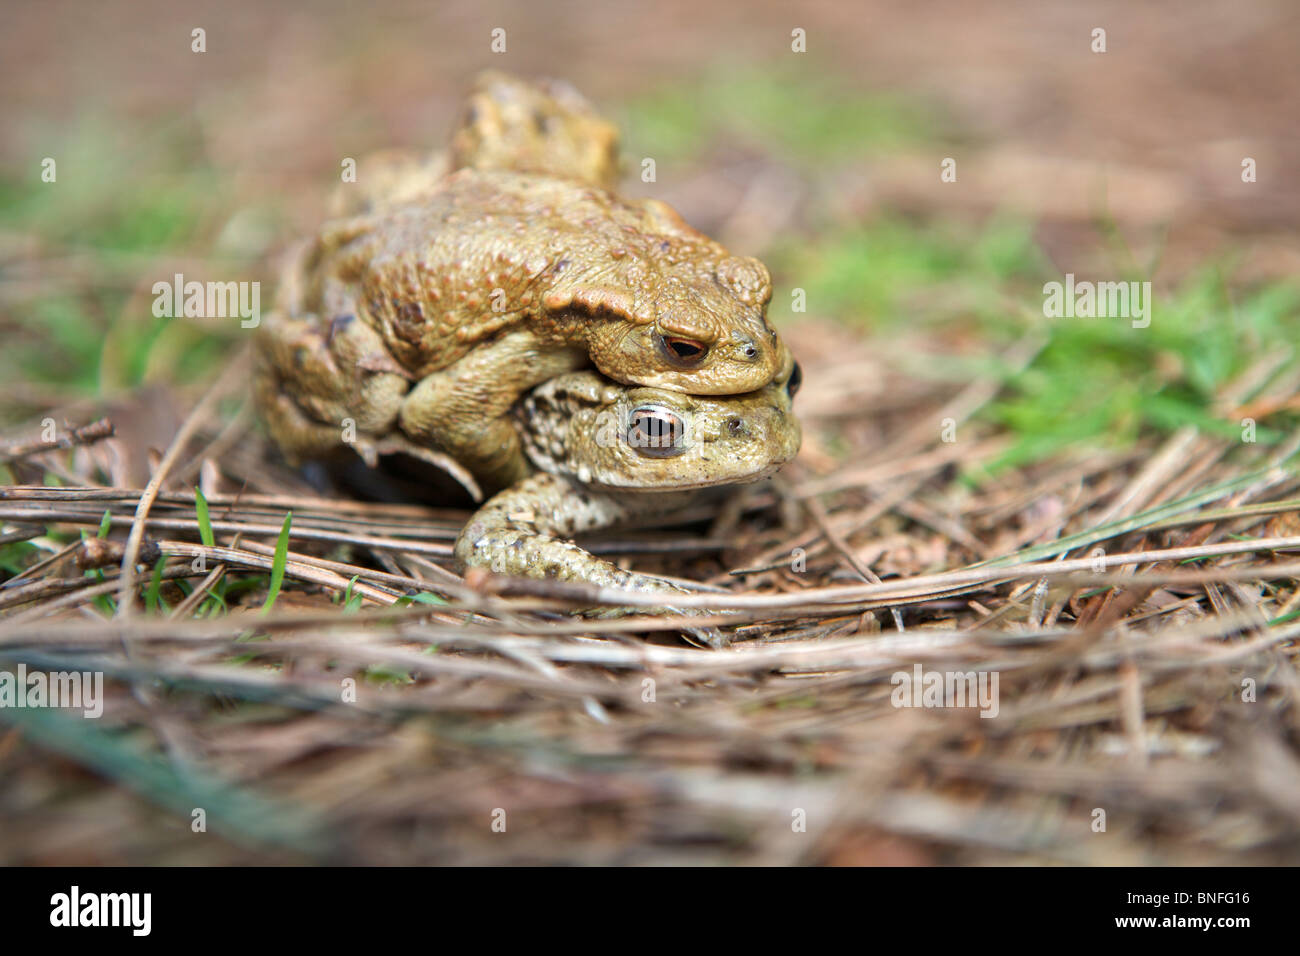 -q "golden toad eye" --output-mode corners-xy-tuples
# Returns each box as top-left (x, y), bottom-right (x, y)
(656, 334), (708, 368)
(626, 405), (686, 458)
